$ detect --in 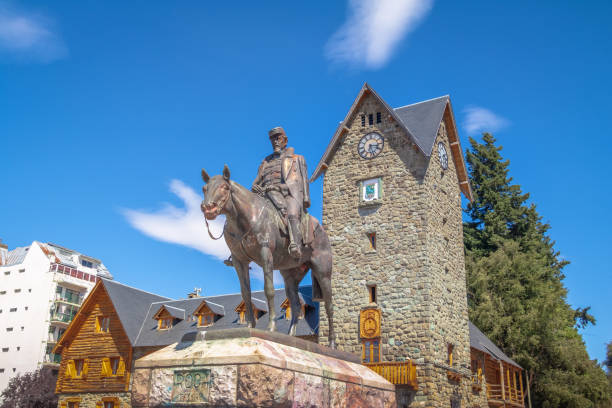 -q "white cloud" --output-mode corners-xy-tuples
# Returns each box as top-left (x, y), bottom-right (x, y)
(463, 106), (510, 135)
(122, 179), (229, 260)
(0, 3), (67, 62)
(122, 179), (283, 285)
(325, 0), (433, 69)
